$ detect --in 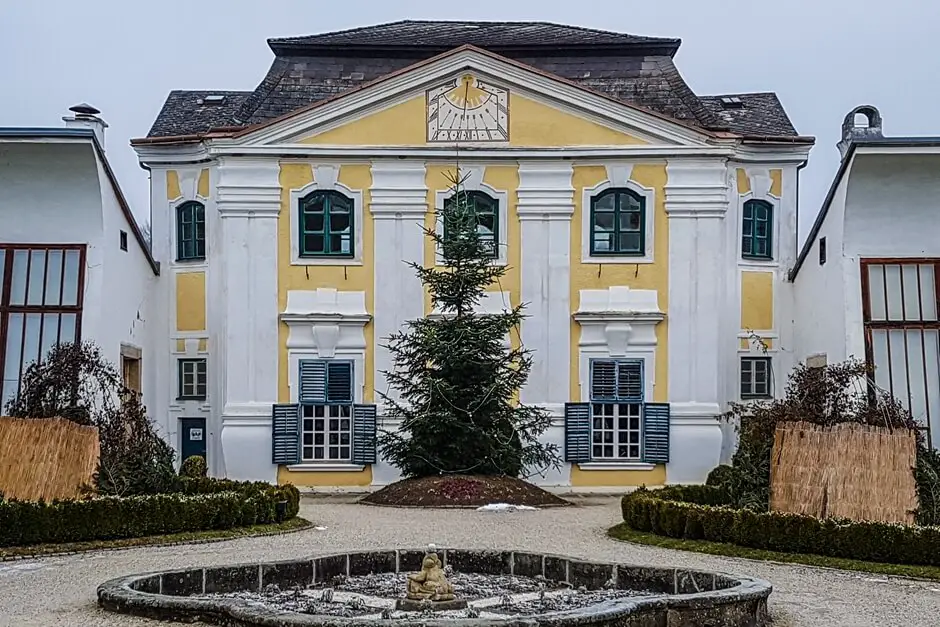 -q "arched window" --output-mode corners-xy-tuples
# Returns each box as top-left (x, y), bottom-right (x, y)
(299, 190), (354, 257)
(742, 199), (773, 259)
(442, 190), (498, 259)
(176, 201), (205, 261)
(589, 188), (645, 256)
